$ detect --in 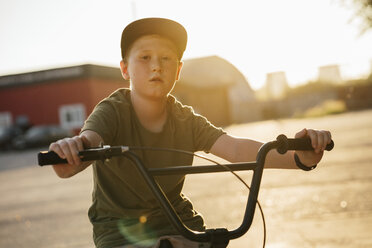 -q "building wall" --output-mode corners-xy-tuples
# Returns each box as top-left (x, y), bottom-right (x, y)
(0, 77), (127, 128)
(228, 82), (261, 123)
(0, 79), (89, 125)
(174, 56), (258, 126)
(172, 84), (231, 127)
